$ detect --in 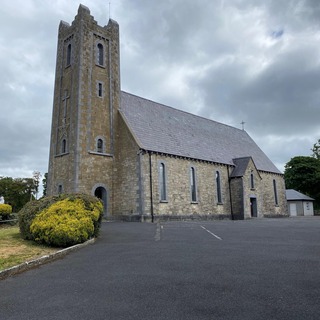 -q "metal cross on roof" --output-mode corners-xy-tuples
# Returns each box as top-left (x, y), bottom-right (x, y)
(240, 121), (245, 131)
